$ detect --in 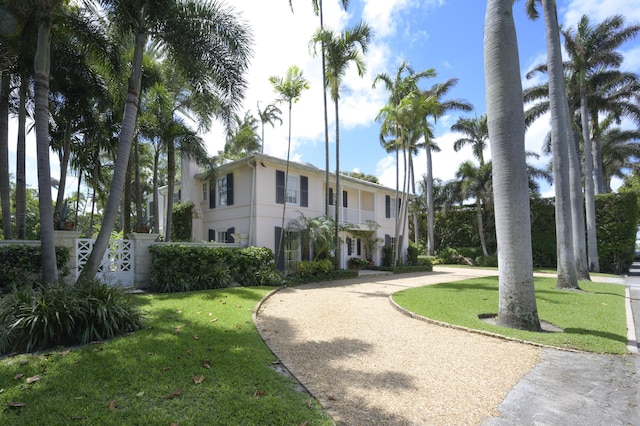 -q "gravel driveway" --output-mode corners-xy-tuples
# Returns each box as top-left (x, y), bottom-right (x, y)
(254, 267), (540, 425)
